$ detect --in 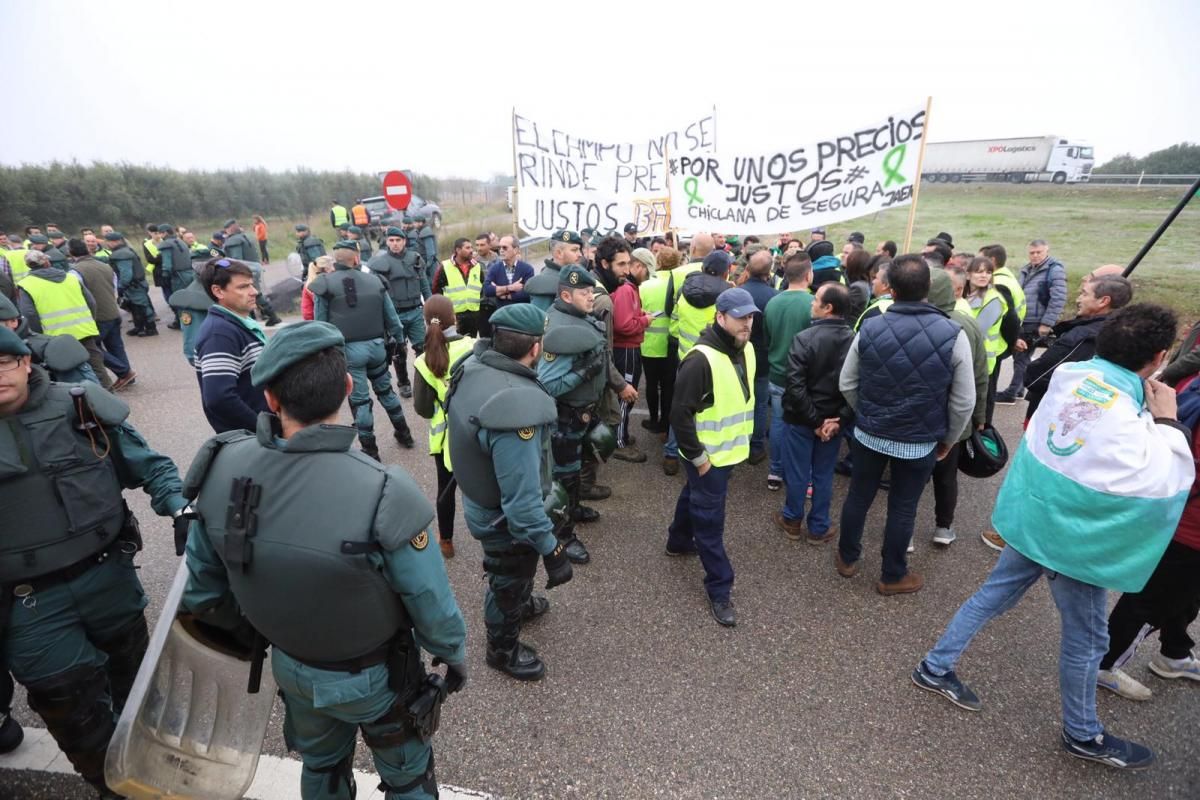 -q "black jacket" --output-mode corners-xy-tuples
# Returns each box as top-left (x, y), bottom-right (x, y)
(783, 317), (855, 428)
(1023, 313), (1107, 420)
(670, 323), (752, 464)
